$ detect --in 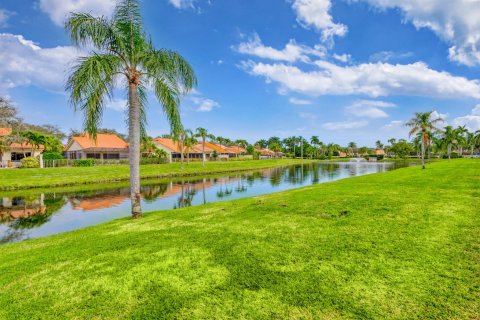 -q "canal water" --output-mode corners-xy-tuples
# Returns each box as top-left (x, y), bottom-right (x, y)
(0, 161), (413, 244)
